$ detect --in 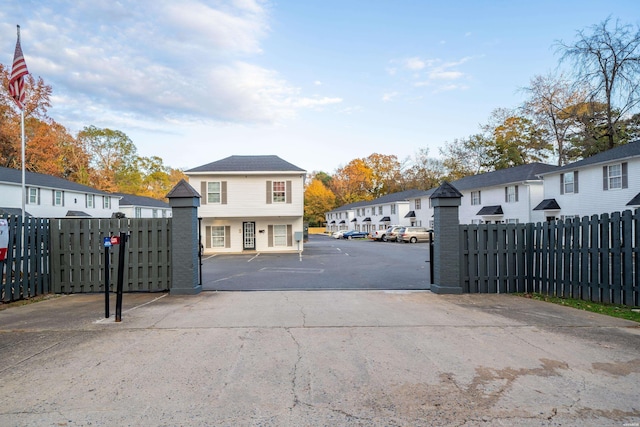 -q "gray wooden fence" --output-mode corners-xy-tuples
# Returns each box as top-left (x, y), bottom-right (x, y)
(0, 215), (51, 302)
(50, 218), (171, 293)
(460, 209), (639, 306)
